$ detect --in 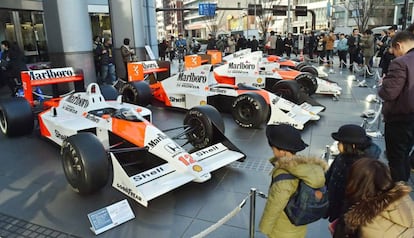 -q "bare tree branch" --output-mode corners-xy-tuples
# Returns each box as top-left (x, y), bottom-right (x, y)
(343, 0), (389, 31)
